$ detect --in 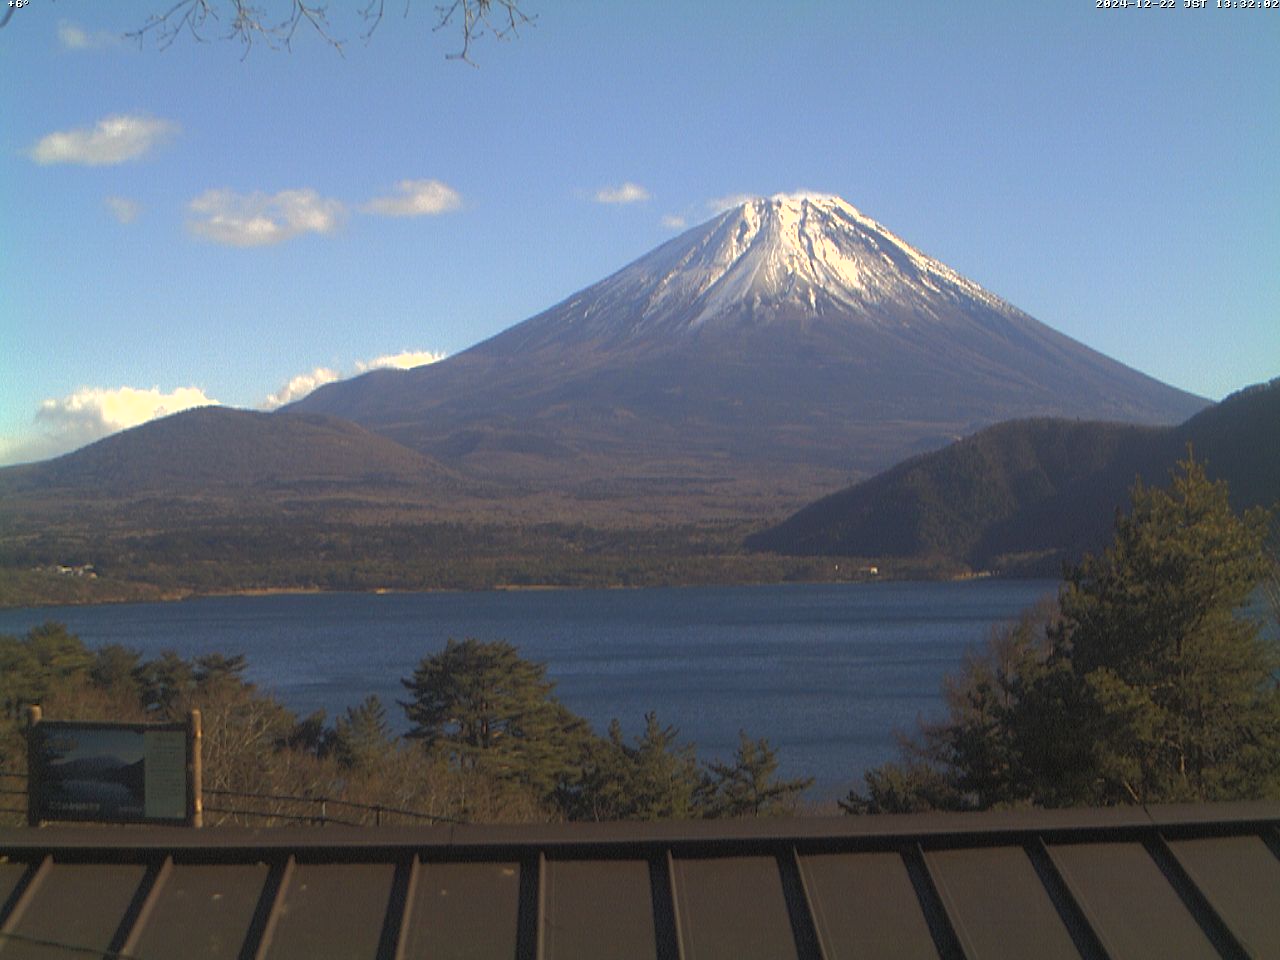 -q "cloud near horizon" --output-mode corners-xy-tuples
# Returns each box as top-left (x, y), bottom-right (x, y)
(362, 180), (462, 217)
(0, 385), (219, 466)
(594, 182), (650, 205)
(188, 188), (344, 247)
(29, 114), (179, 166)
(354, 349), (447, 372)
(263, 351), (445, 409)
(262, 367), (341, 410)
